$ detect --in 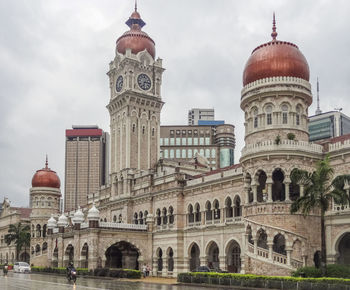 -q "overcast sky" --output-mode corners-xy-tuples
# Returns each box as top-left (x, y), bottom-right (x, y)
(1, 0), (349, 207)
